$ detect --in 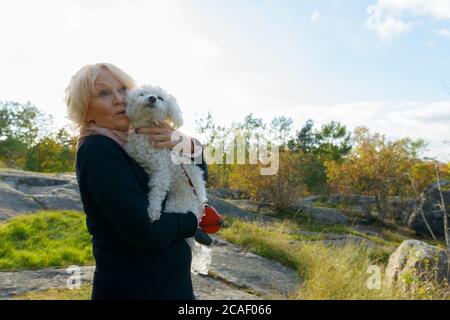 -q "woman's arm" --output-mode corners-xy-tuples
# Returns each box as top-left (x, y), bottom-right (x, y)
(80, 136), (198, 251)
